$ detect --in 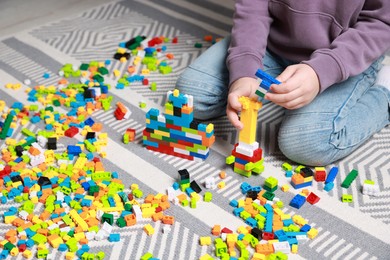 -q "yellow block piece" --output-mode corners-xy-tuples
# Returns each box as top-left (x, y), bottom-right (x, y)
(281, 184), (290, 192)
(252, 253), (266, 260)
(238, 96), (262, 144)
(199, 236), (212, 246)
(307, 228), (319, 239)
(144, 224), (154, 235)
(69, 210), (89, 231)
